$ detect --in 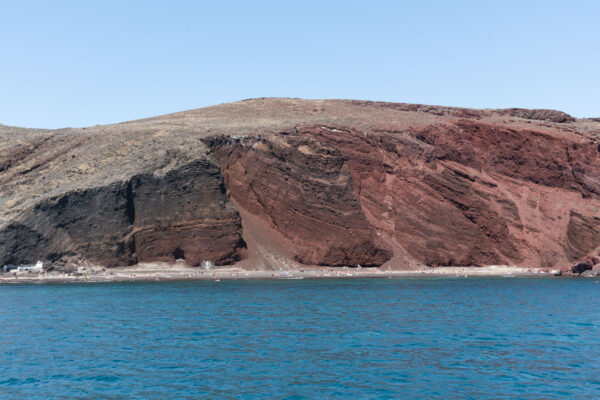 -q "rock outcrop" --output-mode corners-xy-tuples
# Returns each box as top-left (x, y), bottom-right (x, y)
(1, 98), (599, 271)
(209, 134), (391, 267)
(0, 160), (245, 267)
